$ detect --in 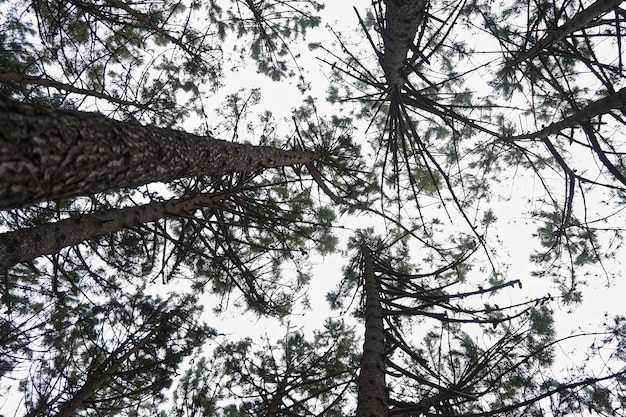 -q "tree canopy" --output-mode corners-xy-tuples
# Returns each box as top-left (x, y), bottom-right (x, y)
(1, 0), (626, 416)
